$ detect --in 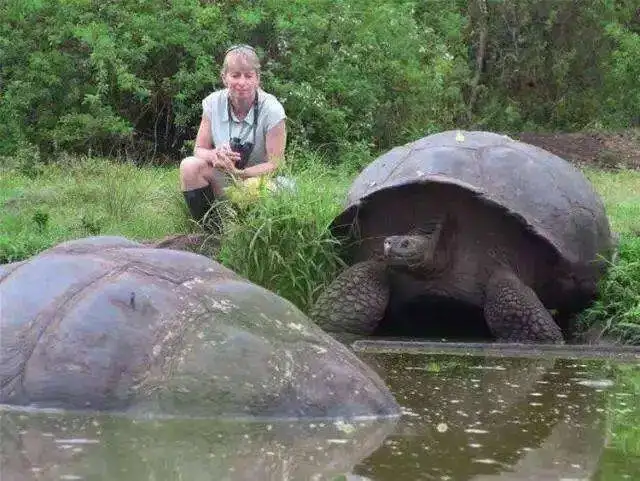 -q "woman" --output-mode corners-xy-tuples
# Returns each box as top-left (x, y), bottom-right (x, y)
(179, 44), (287, 229)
